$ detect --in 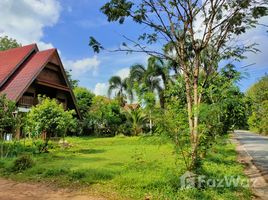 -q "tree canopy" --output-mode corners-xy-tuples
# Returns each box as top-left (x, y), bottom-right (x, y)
(246, 75), (268, 134)
(0, 36), (21, 51)
(90, 0), (268, 171)
(0, 94), (17, 138)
